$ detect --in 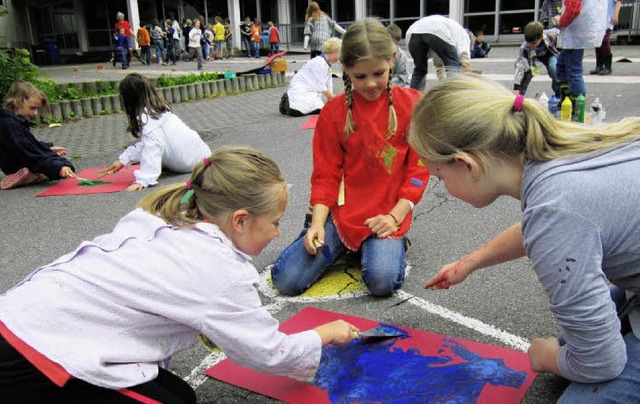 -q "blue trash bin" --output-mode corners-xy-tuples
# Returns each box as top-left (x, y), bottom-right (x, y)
(43, 38), (61, 65)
